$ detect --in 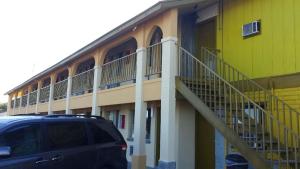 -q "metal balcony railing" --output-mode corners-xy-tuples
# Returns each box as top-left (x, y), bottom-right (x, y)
(21, 95), (28, 107)
(10, 100), (14, 108)
(178, 46), (300, 168)
(29, 90), (37, 105)
(15, 98), (20, 108)
(72, 69), (94, 96)
(54, 79), (68, 100)
(146, 42), (162, 77)
(101, 53), (136, 89)
(39, 86), (50, 103)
